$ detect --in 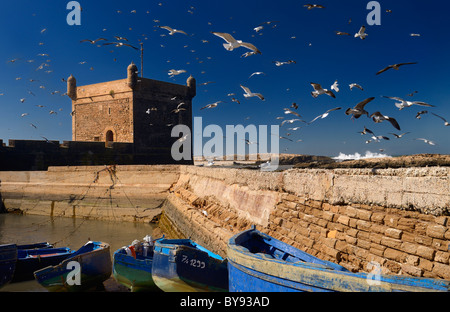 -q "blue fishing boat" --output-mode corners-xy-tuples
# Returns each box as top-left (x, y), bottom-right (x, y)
(17, 242), (53, 250)
(152, 238), (228, 292)
(112, 235), (160, 292)
(33, 241), (112, 292)
(228, 226), (450, 292)
(0, 244), (17, 289)
(13, 246), (75, 282)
